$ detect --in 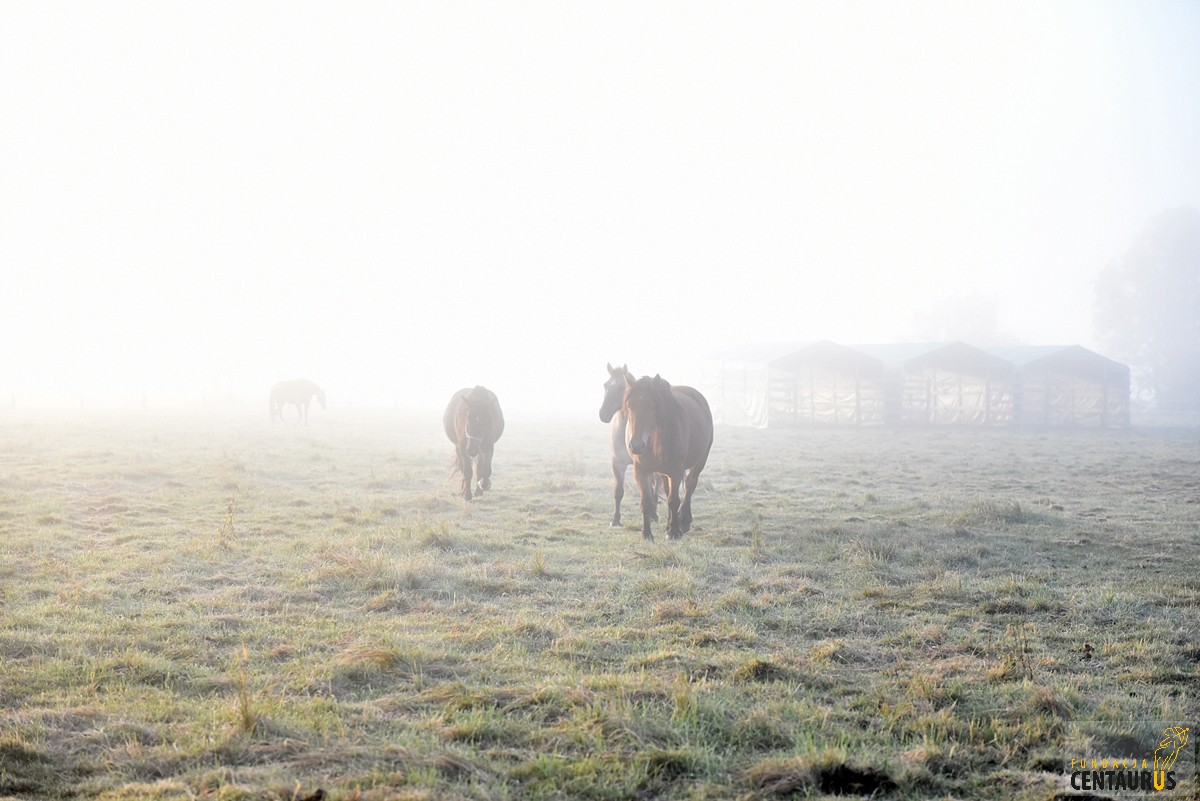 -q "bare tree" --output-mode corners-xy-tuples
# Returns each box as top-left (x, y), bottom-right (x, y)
(1094, 205), (1200, 409)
